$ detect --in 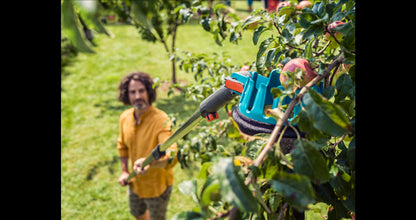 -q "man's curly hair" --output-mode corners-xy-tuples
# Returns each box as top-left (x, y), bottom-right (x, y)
(118, 72), (156, 106)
